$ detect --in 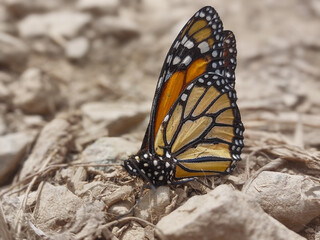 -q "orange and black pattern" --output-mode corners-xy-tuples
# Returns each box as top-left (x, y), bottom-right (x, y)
(123, 6), (244, 186)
